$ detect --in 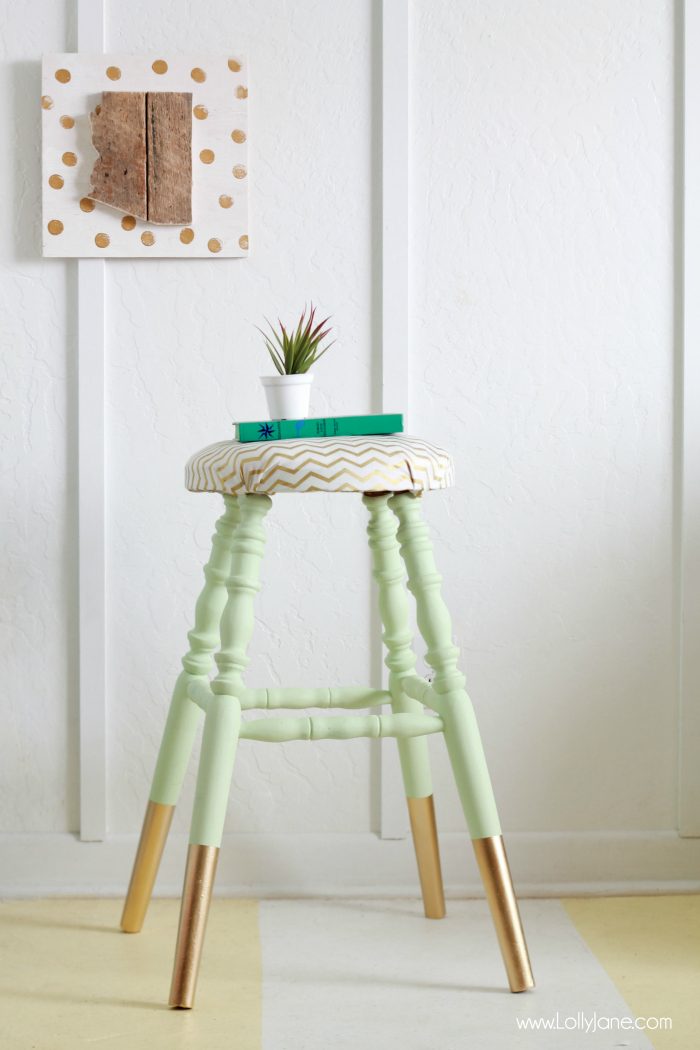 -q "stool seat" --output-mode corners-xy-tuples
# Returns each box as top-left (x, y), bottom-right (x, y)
(185, 434), (454, 495)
